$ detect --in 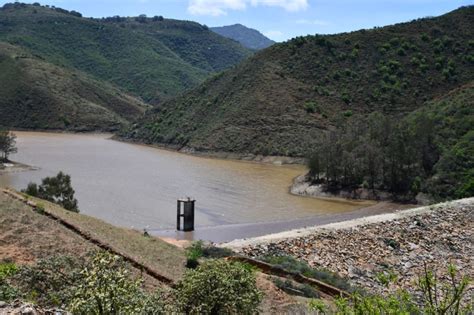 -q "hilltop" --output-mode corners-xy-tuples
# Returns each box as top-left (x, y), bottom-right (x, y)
(211, 24), (275, 50)
(126, 6), (474, 156)
(0, 2), (252, 104)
